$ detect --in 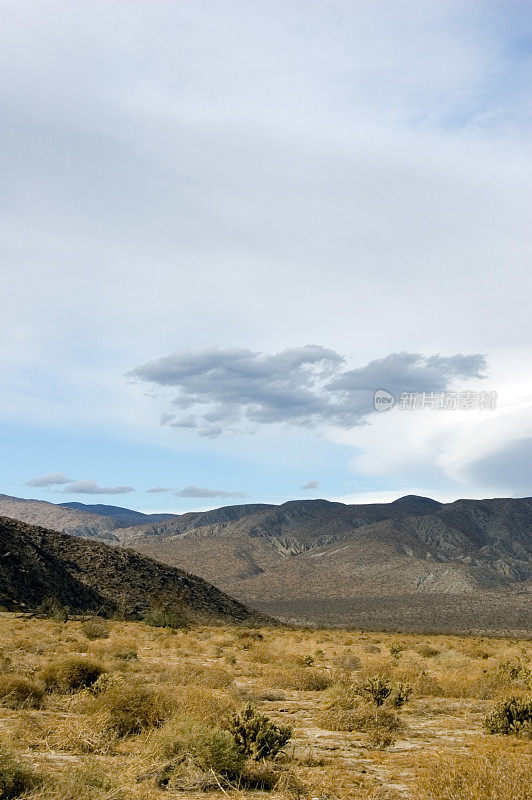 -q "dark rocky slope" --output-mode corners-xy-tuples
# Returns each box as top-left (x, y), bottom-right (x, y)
(0, 516), (264, 623)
